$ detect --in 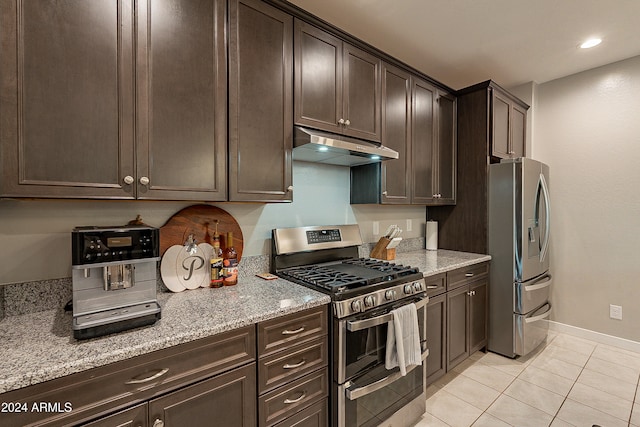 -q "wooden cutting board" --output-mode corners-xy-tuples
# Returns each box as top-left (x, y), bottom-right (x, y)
(159, 205), (243, 261)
